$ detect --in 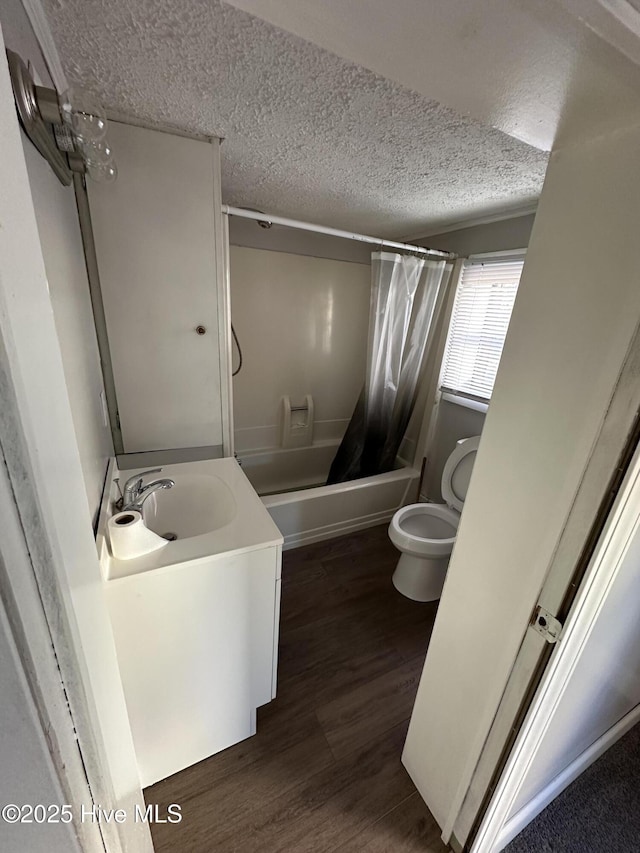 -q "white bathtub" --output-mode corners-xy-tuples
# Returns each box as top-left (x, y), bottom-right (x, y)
(237, 440), (340, 495)
(237, 441), (419, 550)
